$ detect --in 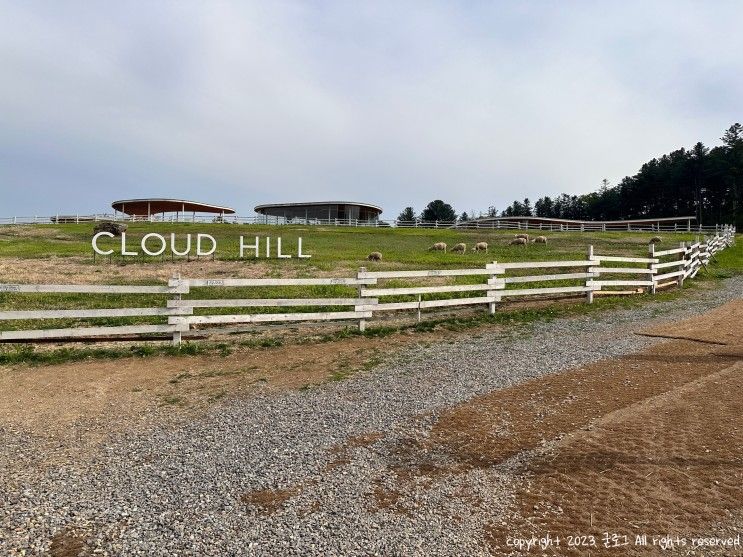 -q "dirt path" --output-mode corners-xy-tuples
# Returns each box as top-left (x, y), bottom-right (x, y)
(0, 325), (478, 451)
(496, 362), (743, 556)
(360, 300), (743, 555)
